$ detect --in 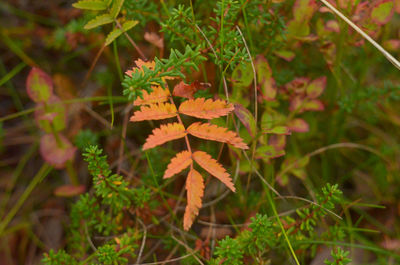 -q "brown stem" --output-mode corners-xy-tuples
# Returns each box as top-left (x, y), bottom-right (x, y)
(115, 20), (147, 60)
